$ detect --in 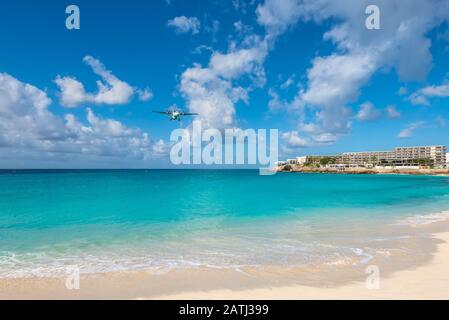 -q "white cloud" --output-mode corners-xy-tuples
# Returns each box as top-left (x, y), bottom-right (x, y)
(386, 105), (401, 119)
(55, 56), (150, 107)
(355, 101), (382, 122)
(256, 0), (303, 38)
(273, 52), (370, 143)
(0, 73), (163, 165)
(0, 73), (52, 115)
(398, 121), (424, 139)
(256, 0), (449, 144)
(409, 92), (430, 106)
(409, 82), (449, 106)
(209, 43), (267, 81)
(281, 130), (310, 148)
(0, 72), (67, 148)
(420, 83), (449, 97)
(299, 106), (352, 144)
(67, 108), (154, 159)
(151, 139), (168, 155)
(167, 16), (201, 34)
(180, 36), (268, 129)
(301, 53), (377, 109)
(137, 87), (153, 102)
(180, 66), (244, 129)
(267, 88), (283, 111)
(53, 76), (86, 108)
